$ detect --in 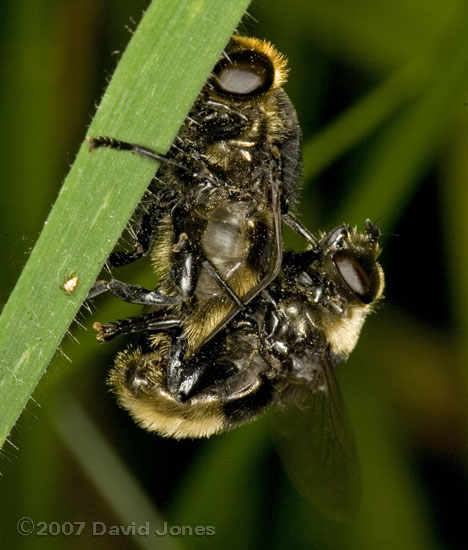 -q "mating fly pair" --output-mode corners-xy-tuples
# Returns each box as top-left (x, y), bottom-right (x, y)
(87, 35), (384, 518)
